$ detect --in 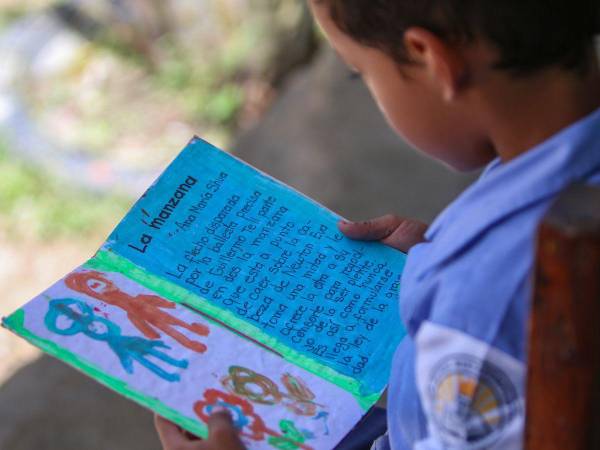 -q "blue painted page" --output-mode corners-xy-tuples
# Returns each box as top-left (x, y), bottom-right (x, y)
(105, 137), (407, 397)
(3, 136), (409, 448)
